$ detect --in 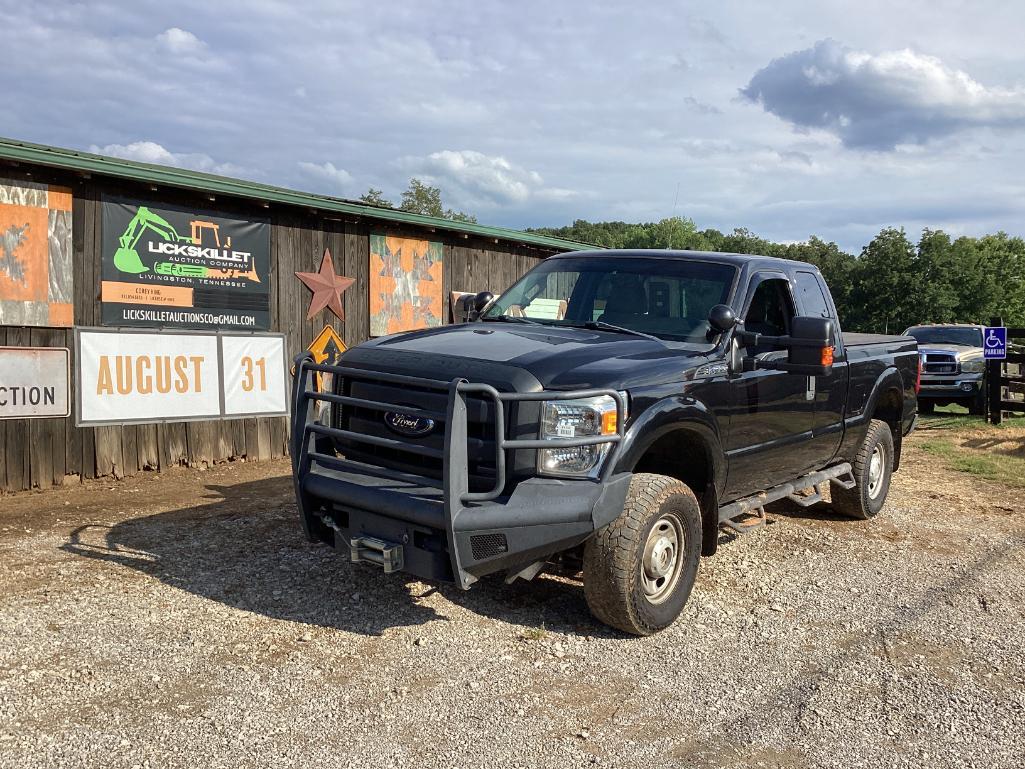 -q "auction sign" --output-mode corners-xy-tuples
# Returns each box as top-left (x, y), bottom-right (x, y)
(75, 328), (287, 426)
(0, 347), (70, 419)
(100, 197), (270, 330)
